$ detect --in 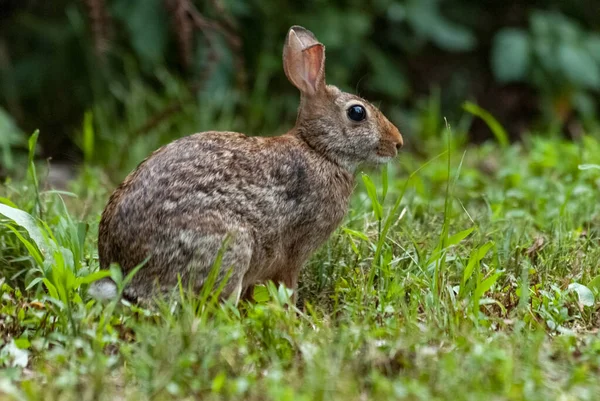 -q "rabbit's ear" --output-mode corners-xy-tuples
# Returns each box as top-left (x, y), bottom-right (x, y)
(283, 26), (325, 96)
